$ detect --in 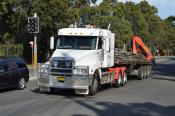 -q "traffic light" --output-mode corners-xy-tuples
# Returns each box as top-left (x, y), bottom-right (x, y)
(27, 17), (39, 33)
